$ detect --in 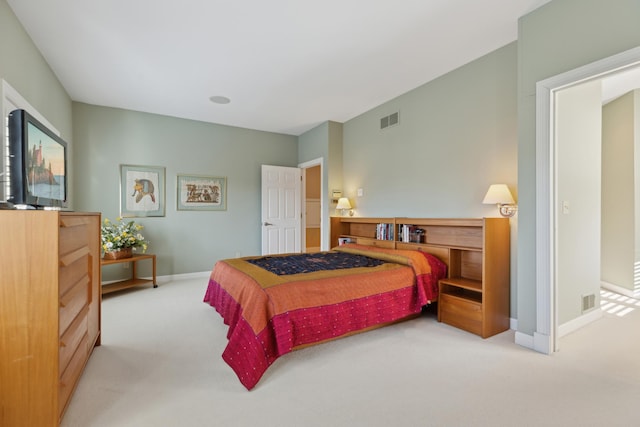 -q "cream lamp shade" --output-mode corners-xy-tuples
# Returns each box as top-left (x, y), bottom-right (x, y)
(483, 184), (517, 217)
(483, 184), (515, 204)
(335, 197), (352, 210)
(336, 197), (354, 216)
